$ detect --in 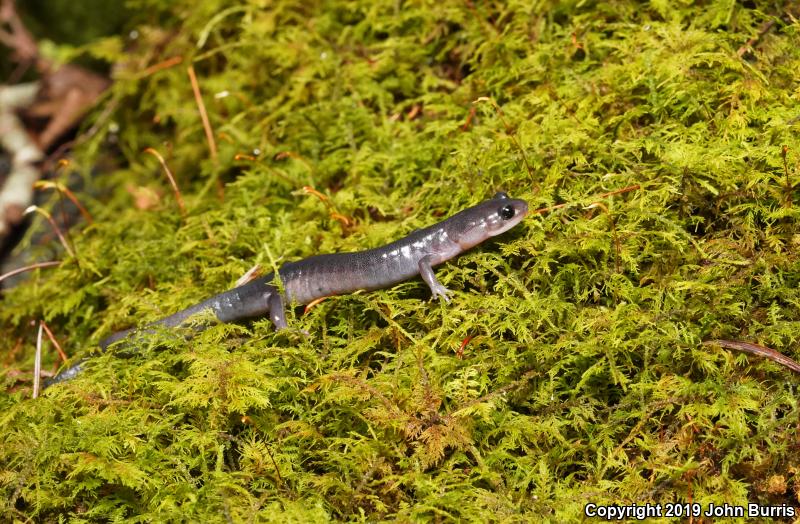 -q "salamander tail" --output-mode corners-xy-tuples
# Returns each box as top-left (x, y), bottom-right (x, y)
(42, 359), (87, 389)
